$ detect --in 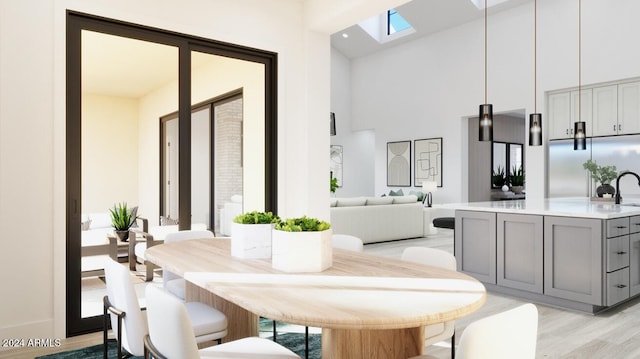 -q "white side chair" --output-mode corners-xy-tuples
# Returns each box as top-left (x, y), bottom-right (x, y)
(144, 284), (300, 359)
(162, 230), (215, 300)
(410, 303), (539, 359)
(331, 234), (364, 252)
(103, 258), (228, 356)
(401, 247), (457, 358)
